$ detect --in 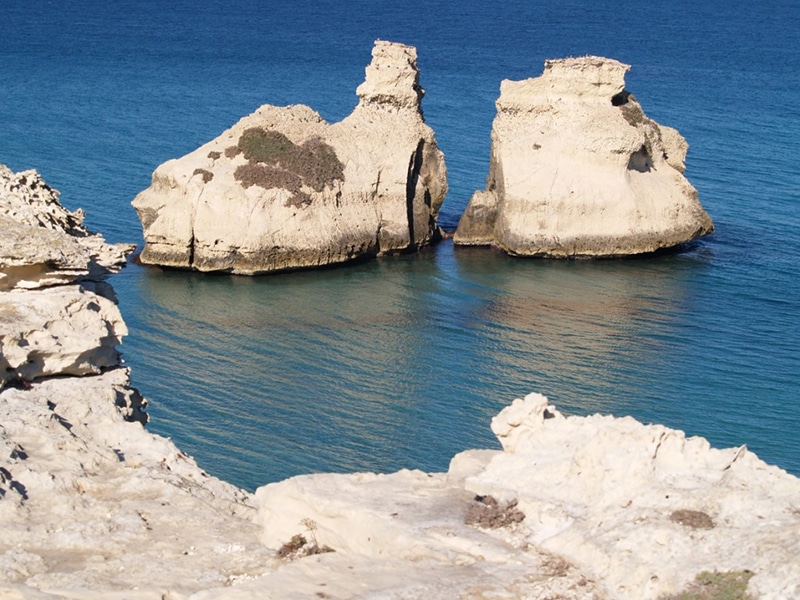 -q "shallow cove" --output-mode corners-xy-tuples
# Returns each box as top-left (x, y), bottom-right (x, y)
(111, 238), (798, 491)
